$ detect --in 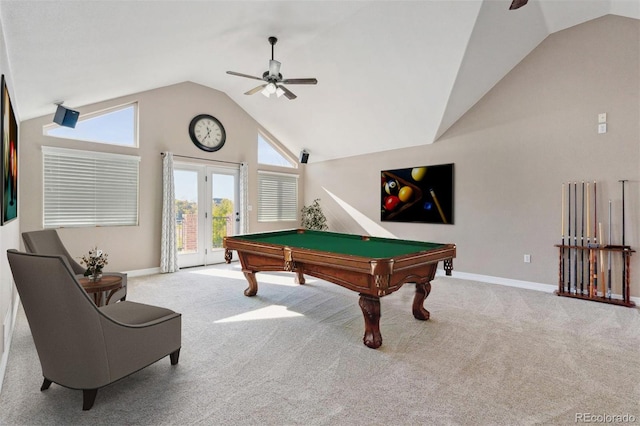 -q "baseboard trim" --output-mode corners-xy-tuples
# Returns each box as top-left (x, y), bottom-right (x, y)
(124, 267), (161, 277)
(437, 269), (557, 293)
(0, 297), (20, 394)
(436, 269), (639, 305)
